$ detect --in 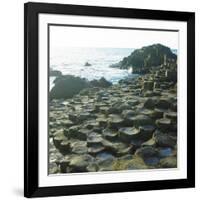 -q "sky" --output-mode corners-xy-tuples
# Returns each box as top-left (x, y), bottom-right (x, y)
(50, 26), (178, 50)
